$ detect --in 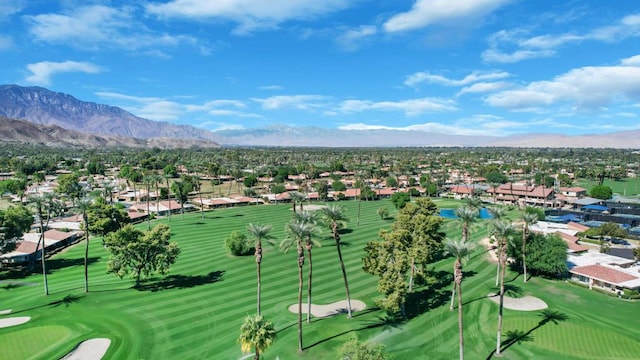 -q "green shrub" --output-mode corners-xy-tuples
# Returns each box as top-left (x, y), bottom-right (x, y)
(225, 231), (252, 256)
